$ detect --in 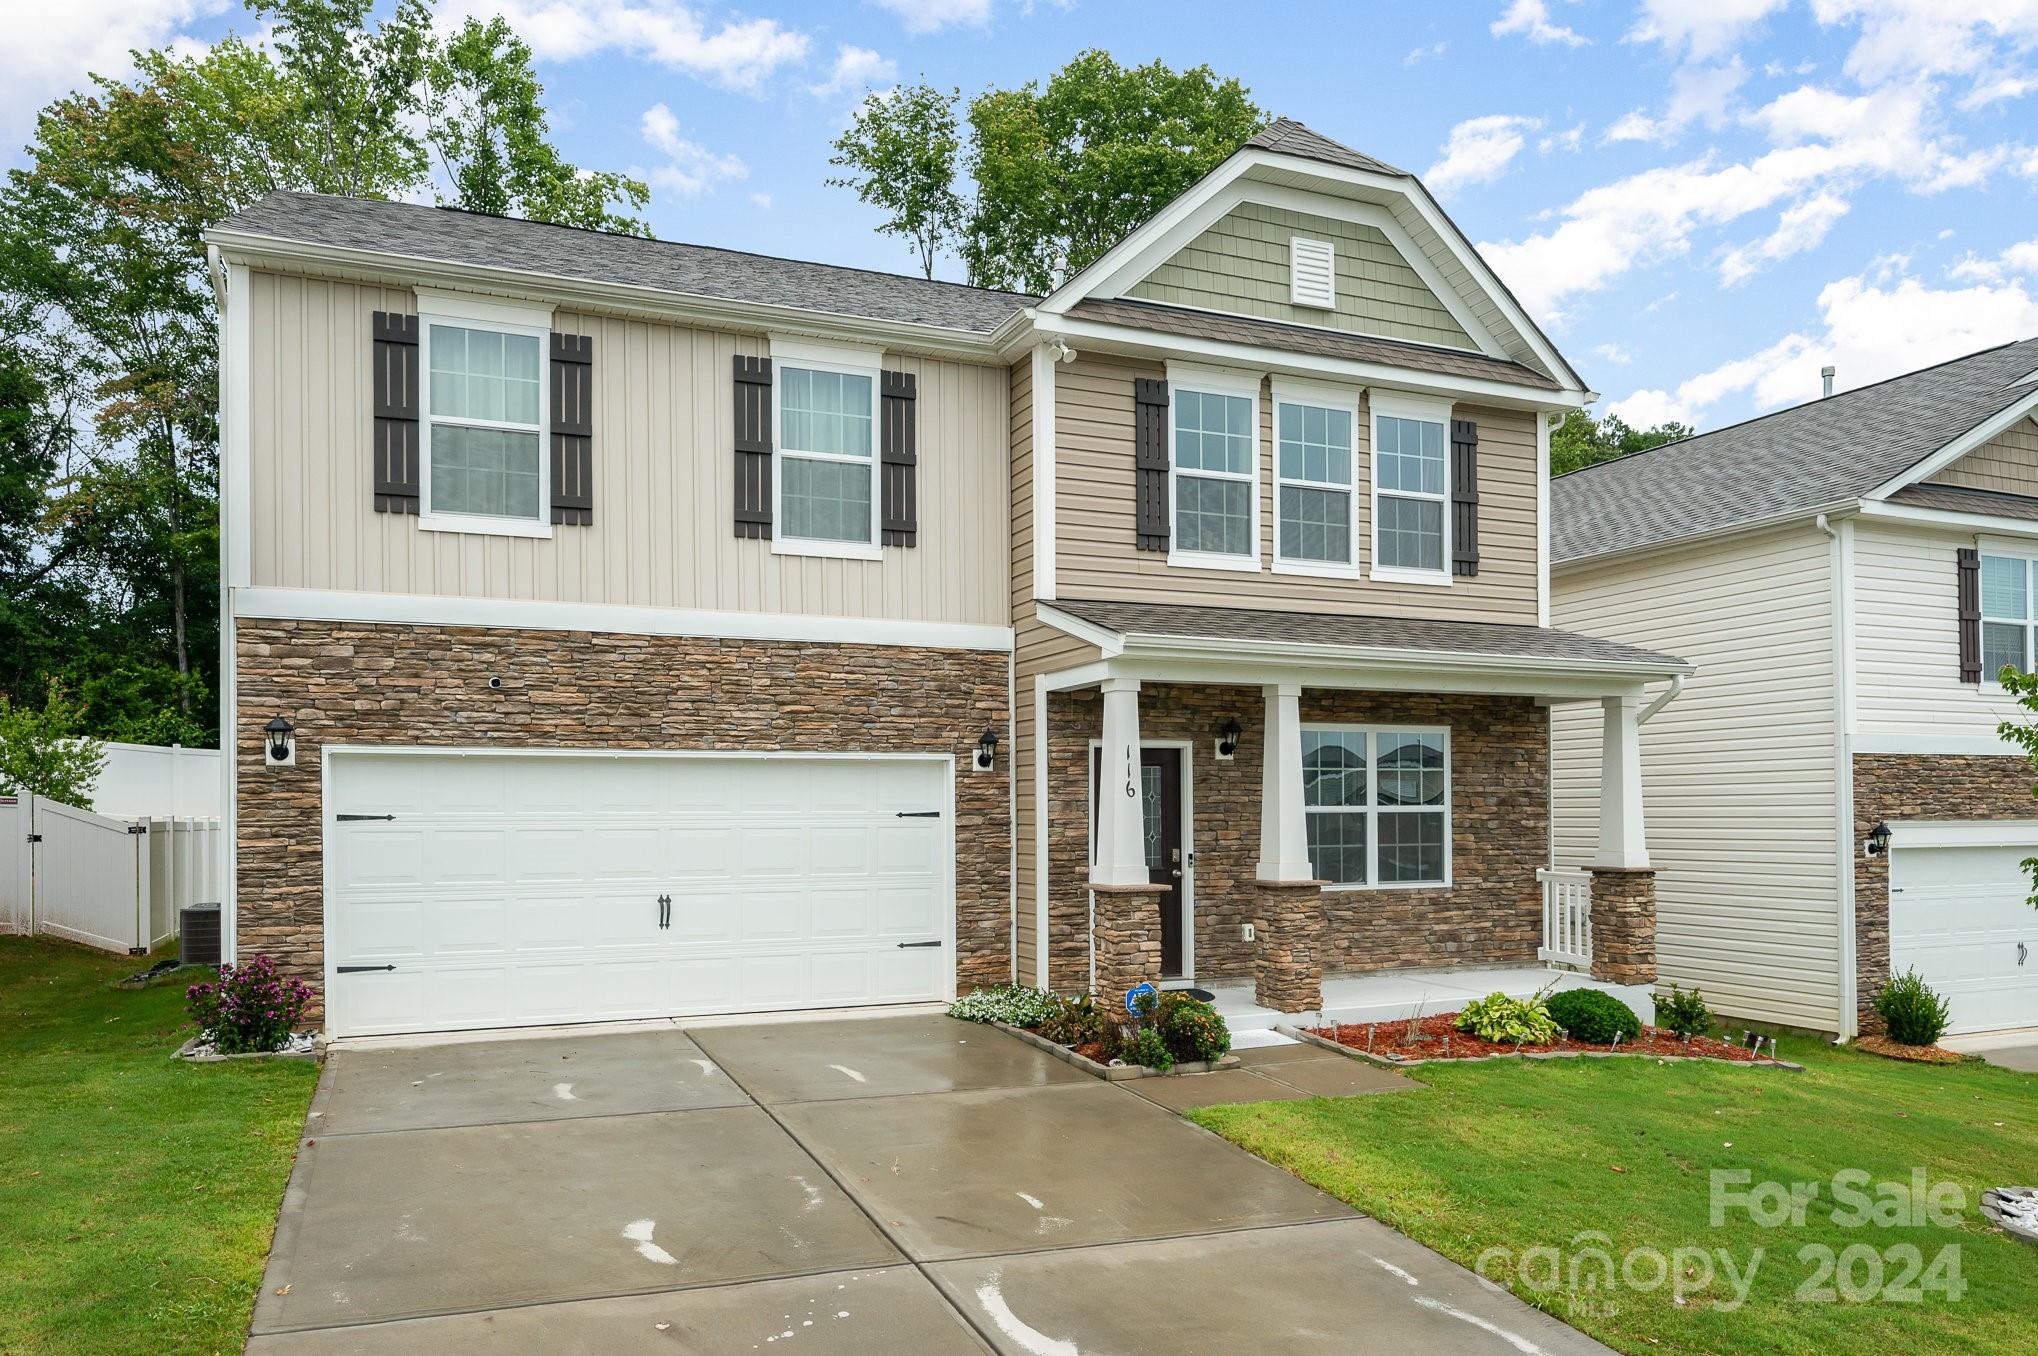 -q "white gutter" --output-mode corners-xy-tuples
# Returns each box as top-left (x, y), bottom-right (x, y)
(1816, 513), (1860, 1040)
(1636, 673), (1685, 724)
